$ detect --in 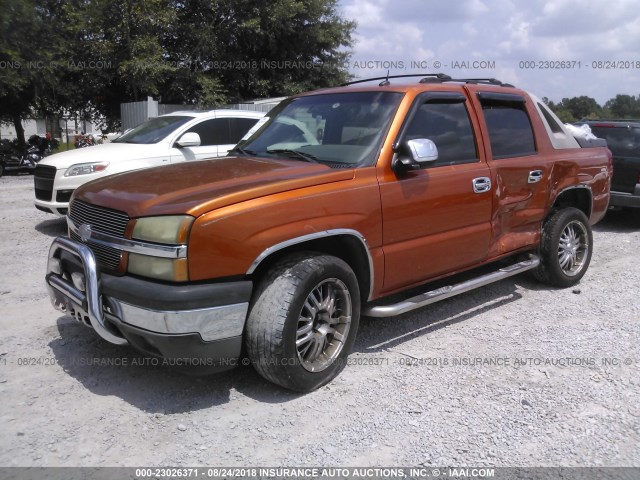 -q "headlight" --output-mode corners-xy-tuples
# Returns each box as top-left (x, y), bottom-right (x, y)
(128, 215), (194, 282)
(132, 215), (193, 244)
(64, 162), (109, 177)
